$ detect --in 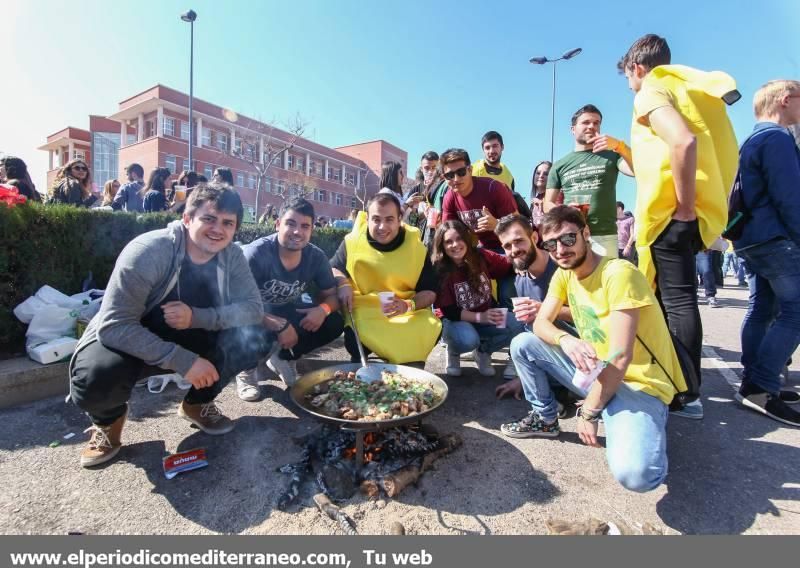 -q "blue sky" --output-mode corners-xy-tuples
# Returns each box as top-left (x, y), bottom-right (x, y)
(3, 0), (799, 207)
